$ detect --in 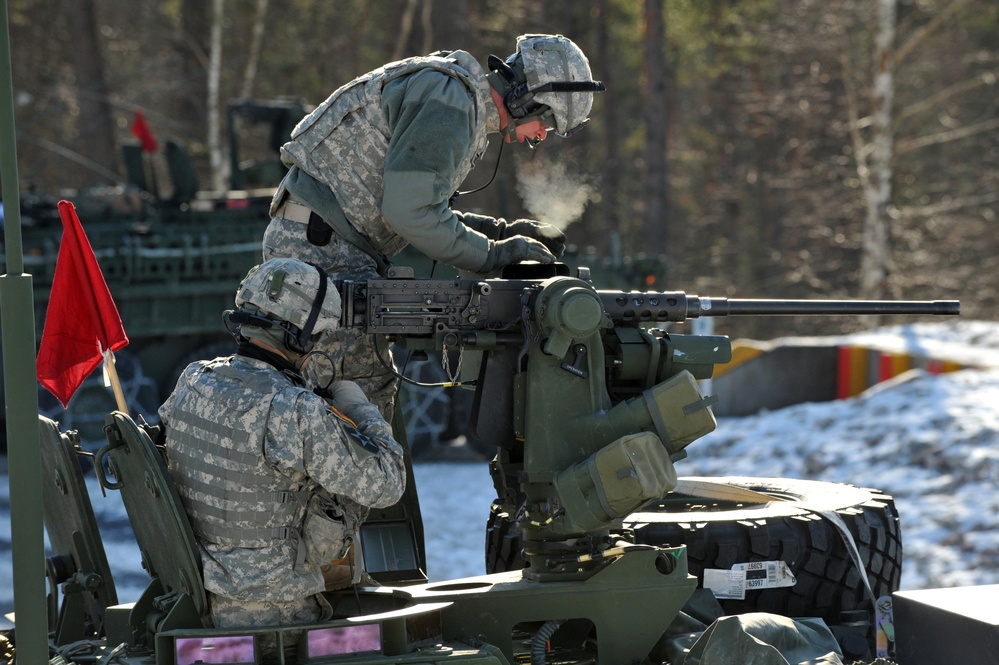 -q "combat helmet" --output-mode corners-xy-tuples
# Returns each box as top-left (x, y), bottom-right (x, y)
(489, 34), (605, 137)
(229, 258), (341, 355)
